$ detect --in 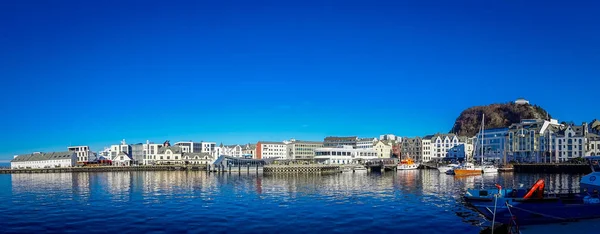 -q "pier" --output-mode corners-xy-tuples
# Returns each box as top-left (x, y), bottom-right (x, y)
(263, 165), (340, 174)
(513, 163), (591, 174)
(364, 159), (398, 172)
(0, 165), (208, 174)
